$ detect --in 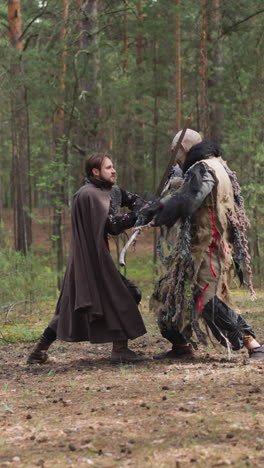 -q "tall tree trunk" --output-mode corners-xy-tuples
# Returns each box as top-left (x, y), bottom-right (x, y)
(175, 0), (181, 131)
(199, 0), (209, 137)
(122, 0), (128, 74)
(133, 1), (145, 193)
(118, 0), (132, 188)
(93, 1), (103, 142)
(8, 0), (32, 254)
(208, 0), (224, 143)
(53, 0), (69, 289)
(152, 38), (159, 265)
(0, 113), (3, 224)
(75, 0), (103, 153)
(248, 36), (263, 276)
